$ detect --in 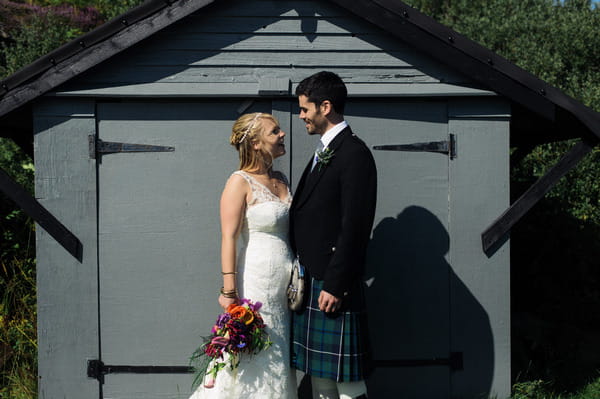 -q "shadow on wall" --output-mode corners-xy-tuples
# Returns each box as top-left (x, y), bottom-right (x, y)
(363, 206), (494, 399)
